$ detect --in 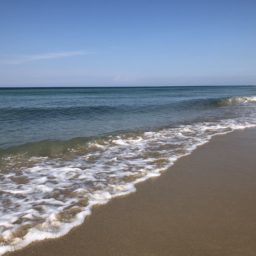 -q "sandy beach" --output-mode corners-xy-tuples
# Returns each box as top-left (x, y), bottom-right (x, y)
(7, 128), (256, 256)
